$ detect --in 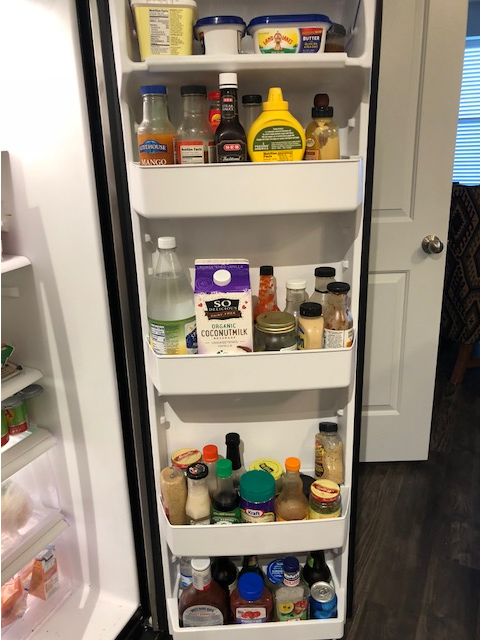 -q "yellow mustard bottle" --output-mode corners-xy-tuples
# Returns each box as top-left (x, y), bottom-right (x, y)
(247, 87), (306, 162)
